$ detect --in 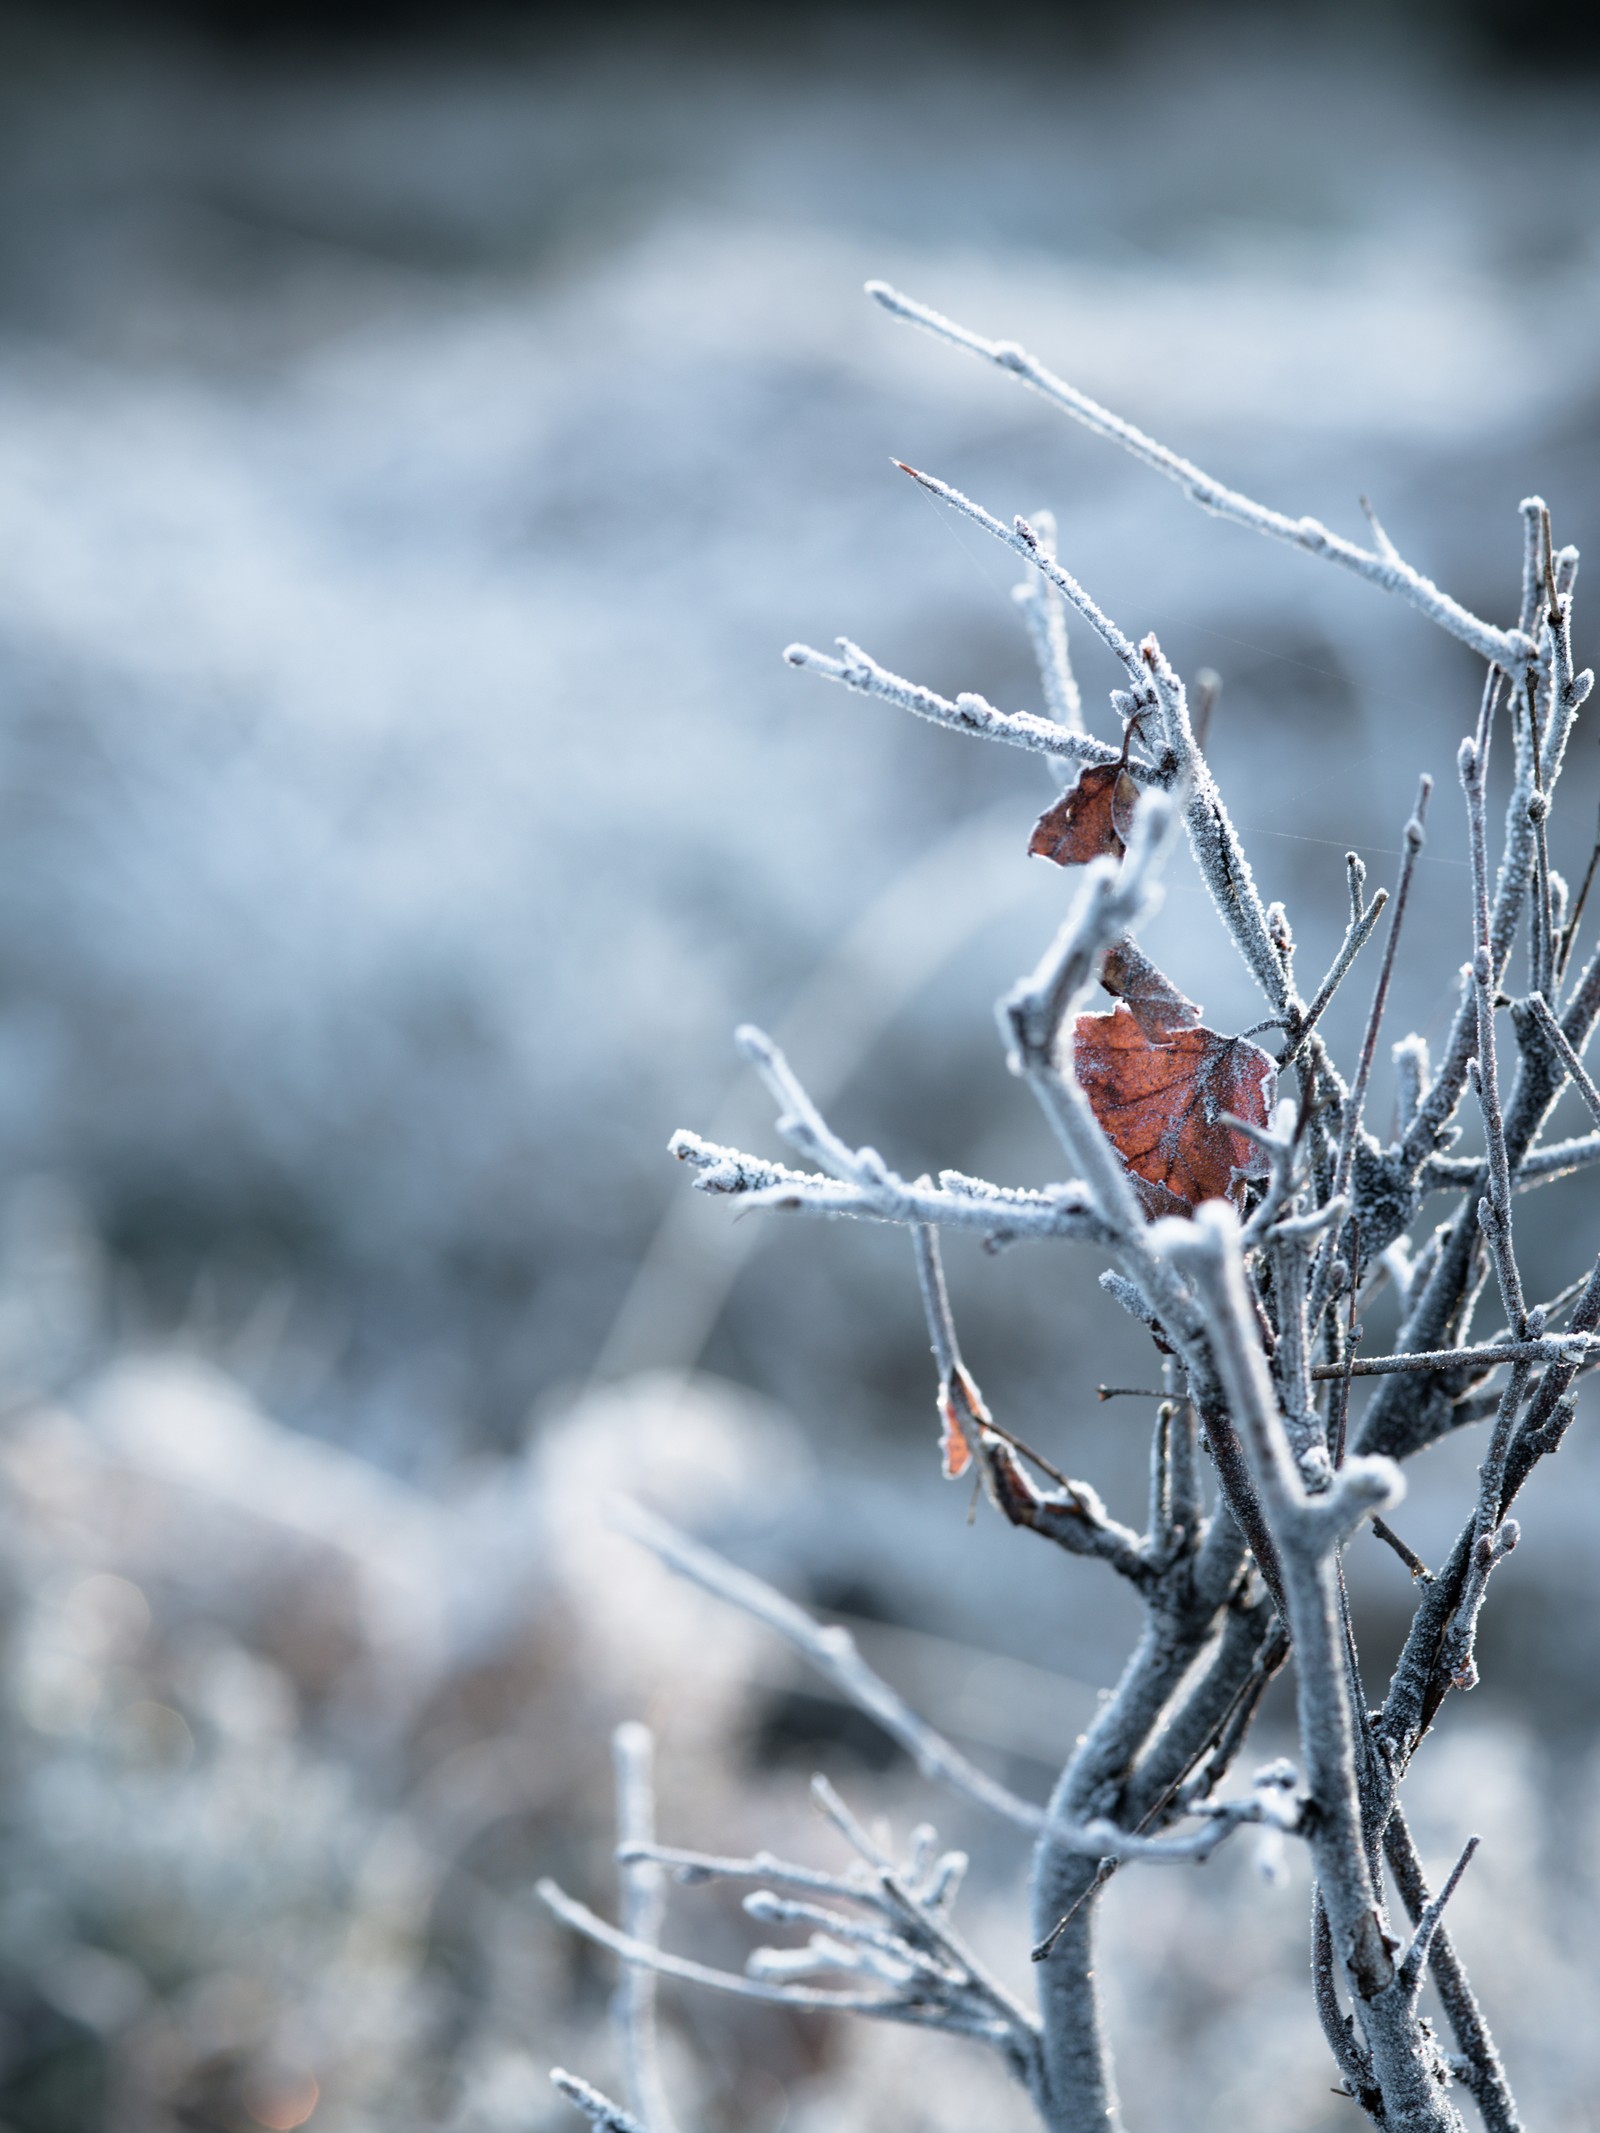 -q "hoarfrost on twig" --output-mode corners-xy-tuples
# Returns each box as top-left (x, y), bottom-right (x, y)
(544, 274), (1600, 2133)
